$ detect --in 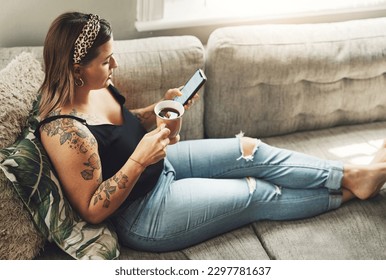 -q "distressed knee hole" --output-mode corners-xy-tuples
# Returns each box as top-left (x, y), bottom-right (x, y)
(245, 177), (257, 194)
(236, 132), (261, 162)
